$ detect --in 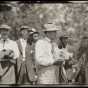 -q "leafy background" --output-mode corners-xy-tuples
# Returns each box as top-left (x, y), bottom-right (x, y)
(0, 1), (88, 51)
